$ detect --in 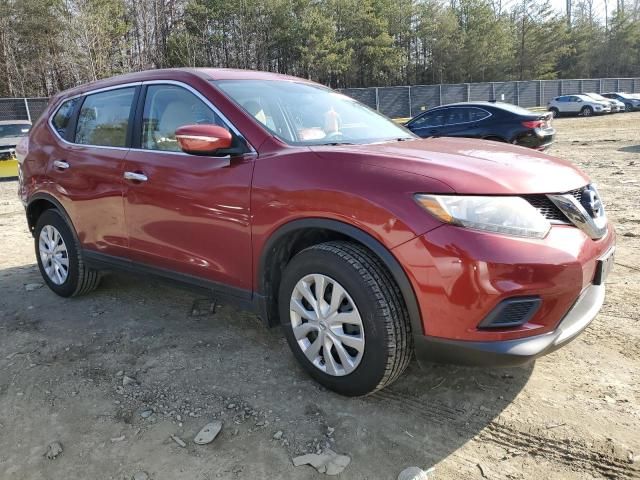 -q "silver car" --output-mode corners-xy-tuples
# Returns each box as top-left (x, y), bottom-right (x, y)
(0, 120), (32, 161)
